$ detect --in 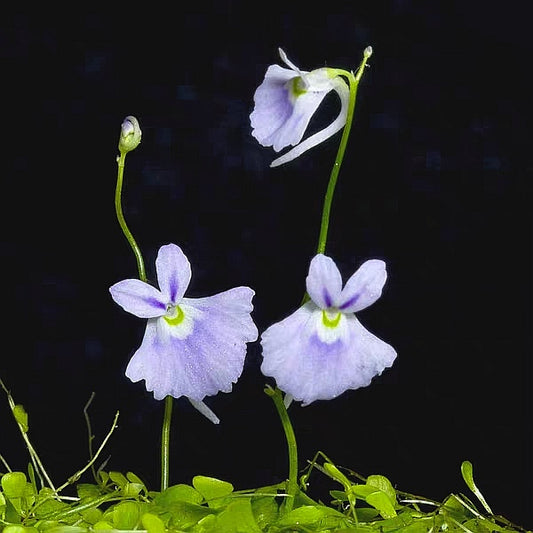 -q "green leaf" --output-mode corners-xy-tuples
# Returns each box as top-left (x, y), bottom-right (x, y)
(92, 520), (114, 530)
(1, 472), (28, 499)
(141, 512), (166, 533)
(40, 525), (89, 533)
(79, 507), (103, 525)
(461, 460), (493, 514)
(192, 476), (234, 503)
(165, 501), (215, 529)
(275, 505), (328, 527)
(323, 462), (351, 490)
(108, 471), (128, 488)
(3, 527), (39, 533)
(155, 483), (203, 506)
(365, 491), (397, 519)
(13, 405), (29, 433)
(126, 471), (146, 486)
(251, 496), (279, 530)
(366, 475), (397, 507)
(76, 483), (101, 500)
(112, 501), (141, 530)
(212, 499), (262, 533)
(351, 481), (397, 519)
